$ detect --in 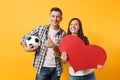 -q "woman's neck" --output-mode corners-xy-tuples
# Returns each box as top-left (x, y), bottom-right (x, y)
(72, 33), (78, 37)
